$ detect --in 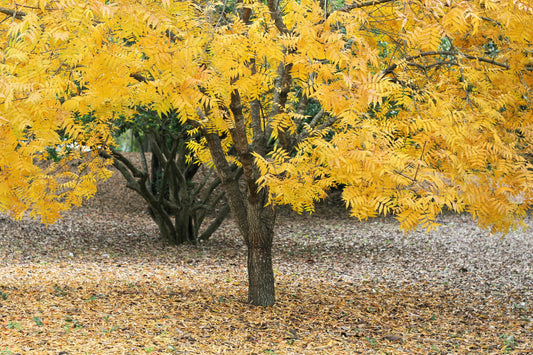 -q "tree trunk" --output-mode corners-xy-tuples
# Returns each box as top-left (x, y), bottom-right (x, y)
(174, 207), (196, 244)
(245, 200), (276, 306)
(202, 126), (277, 306)
(150, 150), (162, 196)
(150, 206), (193, 244)
(247, 235), (275, 306)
